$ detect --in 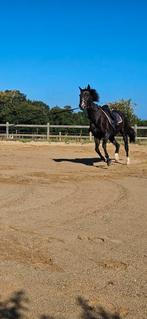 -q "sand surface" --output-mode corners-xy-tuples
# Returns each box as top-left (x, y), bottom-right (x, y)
(0, 141), (147, 319)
